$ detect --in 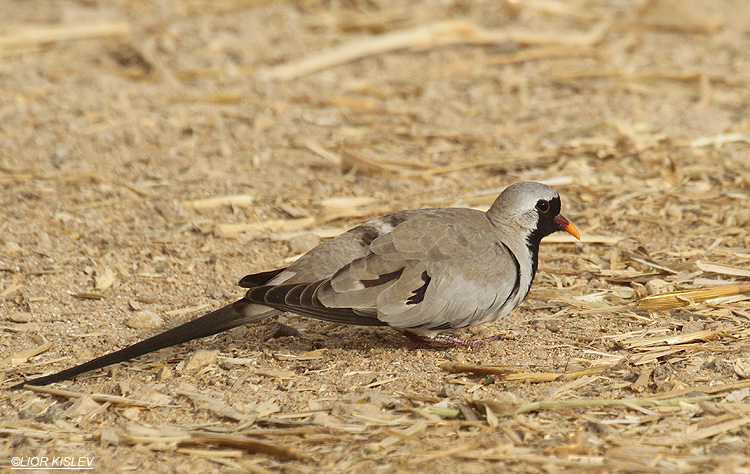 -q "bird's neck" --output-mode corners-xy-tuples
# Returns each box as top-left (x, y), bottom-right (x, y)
(525, 223), (549, 280)
(525, 237), (540, 284)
